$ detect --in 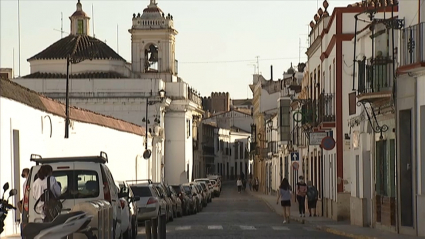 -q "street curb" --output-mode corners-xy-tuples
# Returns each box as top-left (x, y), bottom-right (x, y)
(249, 191), (378, 239)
